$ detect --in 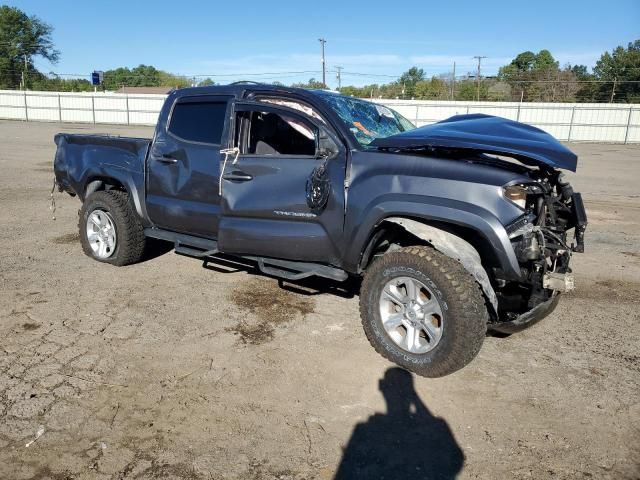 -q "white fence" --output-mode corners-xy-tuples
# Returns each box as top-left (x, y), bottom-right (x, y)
(0, 90), (165, 126)
(1, 89), (639, 143)
(378, 99), (640, 143)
